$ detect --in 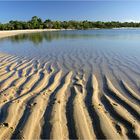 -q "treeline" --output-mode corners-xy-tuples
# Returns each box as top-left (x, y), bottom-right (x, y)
(1, 16), (140, 30)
